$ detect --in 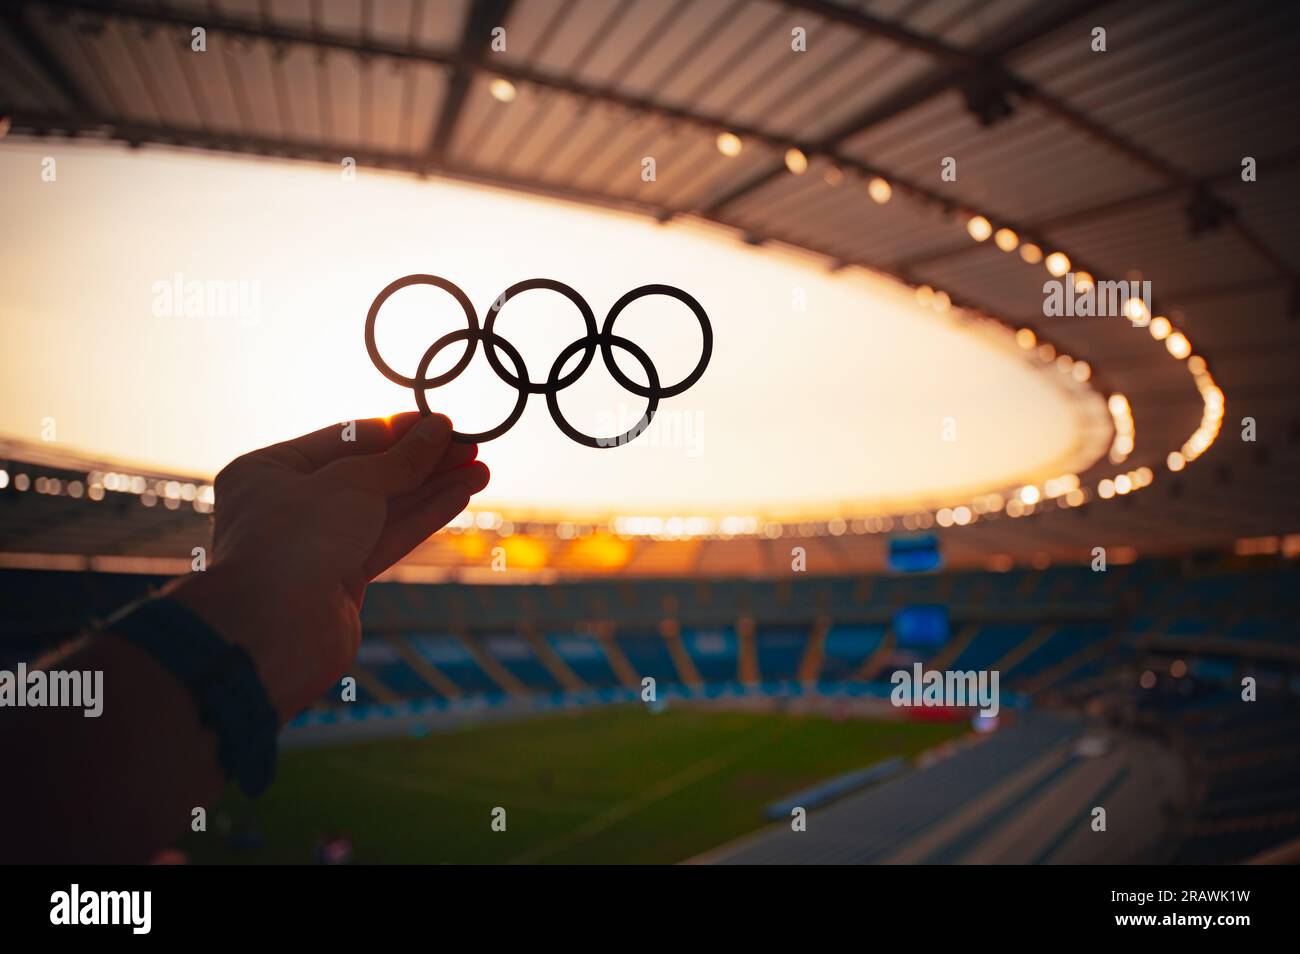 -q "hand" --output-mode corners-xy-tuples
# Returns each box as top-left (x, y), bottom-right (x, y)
(169, 413), (488, 721)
